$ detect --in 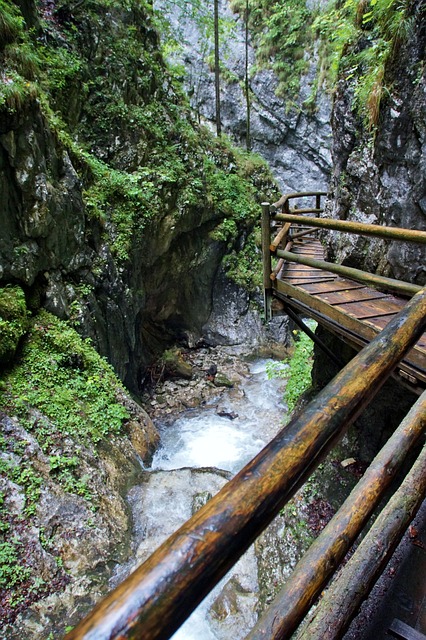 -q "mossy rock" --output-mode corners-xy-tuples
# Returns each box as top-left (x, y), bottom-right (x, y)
(213, 373), (234, 388)
(0, 286), (29, 364)
(161, 348), (193, 380)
